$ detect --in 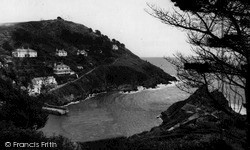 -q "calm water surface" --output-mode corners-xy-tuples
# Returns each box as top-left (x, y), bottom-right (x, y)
(41, 85), (190, 142)
(41, 57), (191, 142)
